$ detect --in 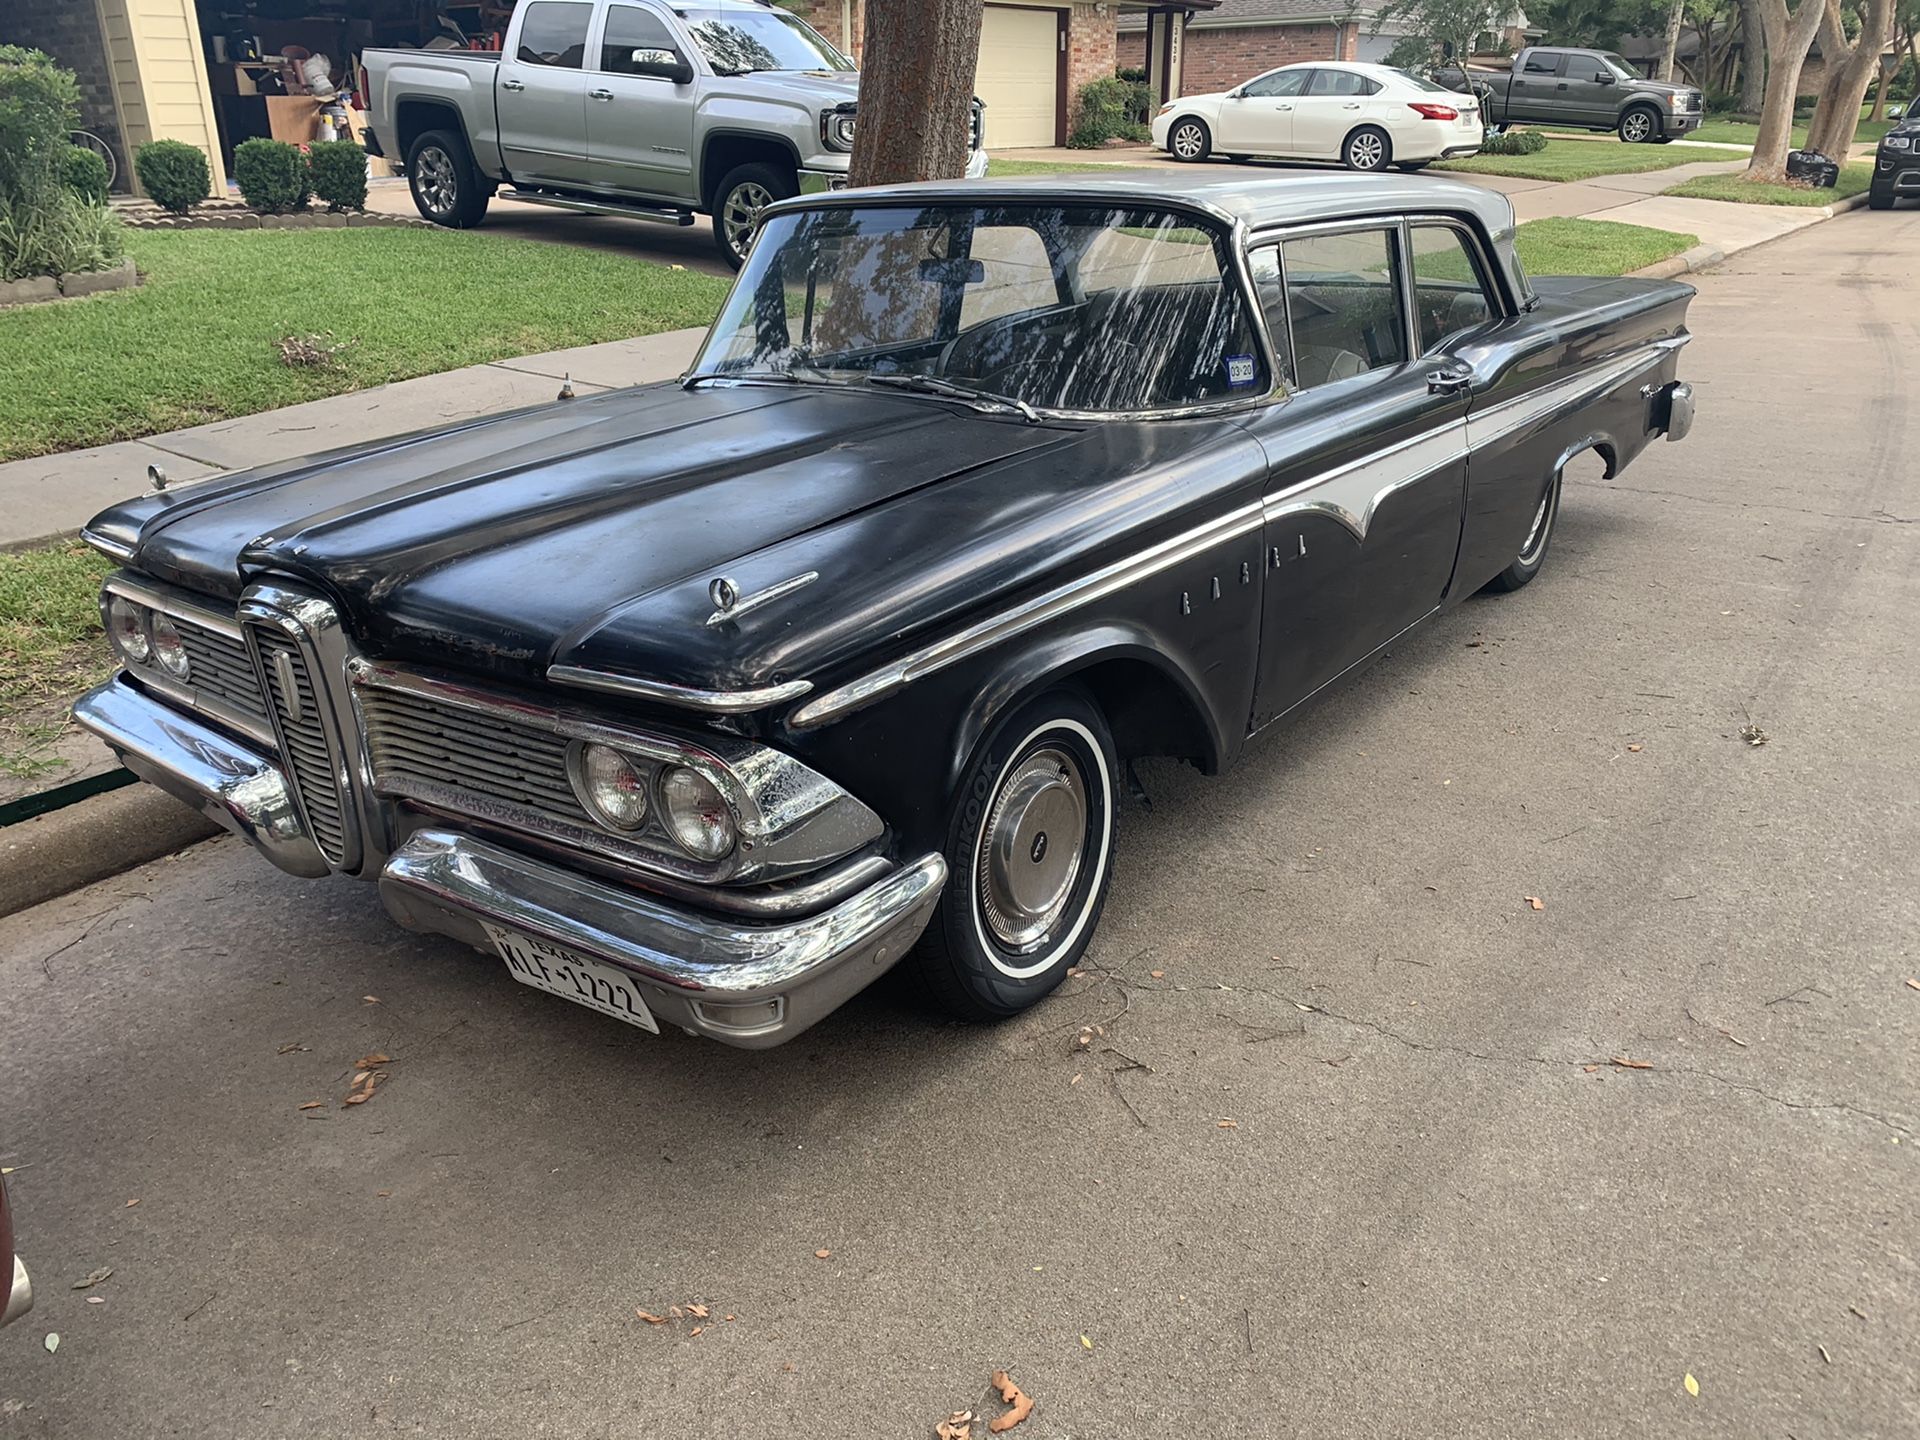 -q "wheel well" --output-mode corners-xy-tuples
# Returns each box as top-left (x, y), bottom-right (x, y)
(701, 133), (800, 211)
(1345, 122), (1390, 149)
(1071, 658), (1218, 773)
(394, 99), (467, 162)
